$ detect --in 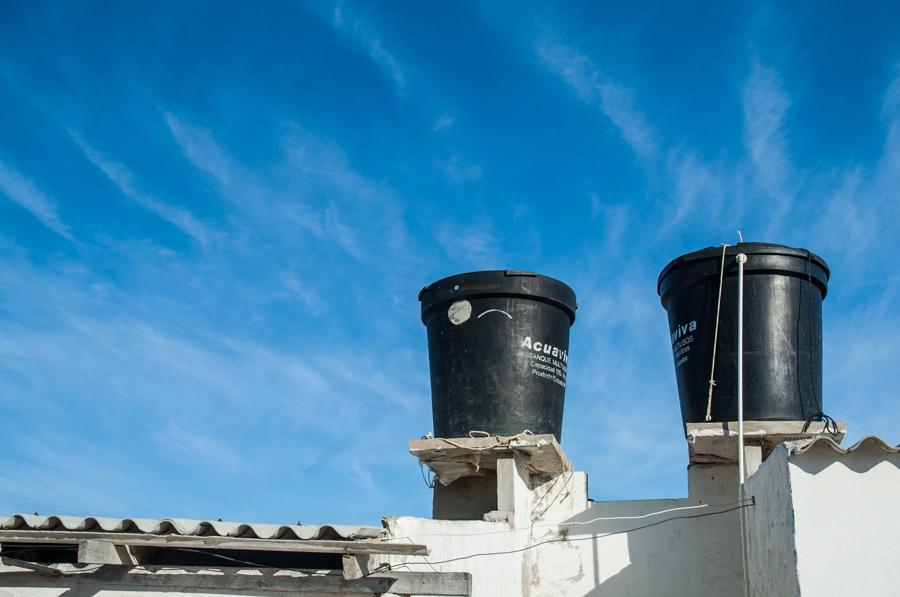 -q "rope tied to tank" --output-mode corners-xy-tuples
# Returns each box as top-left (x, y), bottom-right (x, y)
(705, 243), (729, 421)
